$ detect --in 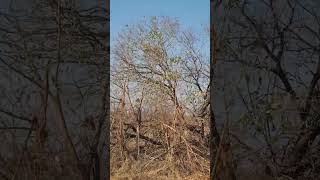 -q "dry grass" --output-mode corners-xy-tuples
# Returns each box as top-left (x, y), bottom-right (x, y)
(110, 107), (210, 180)
(111, 156), (209, 180)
